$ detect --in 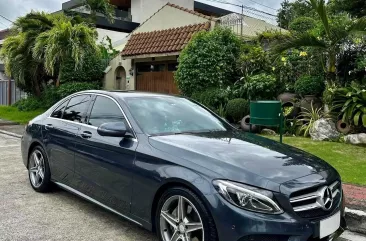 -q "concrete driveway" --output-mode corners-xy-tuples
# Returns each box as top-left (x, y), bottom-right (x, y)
(0, 133), (364, 241)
